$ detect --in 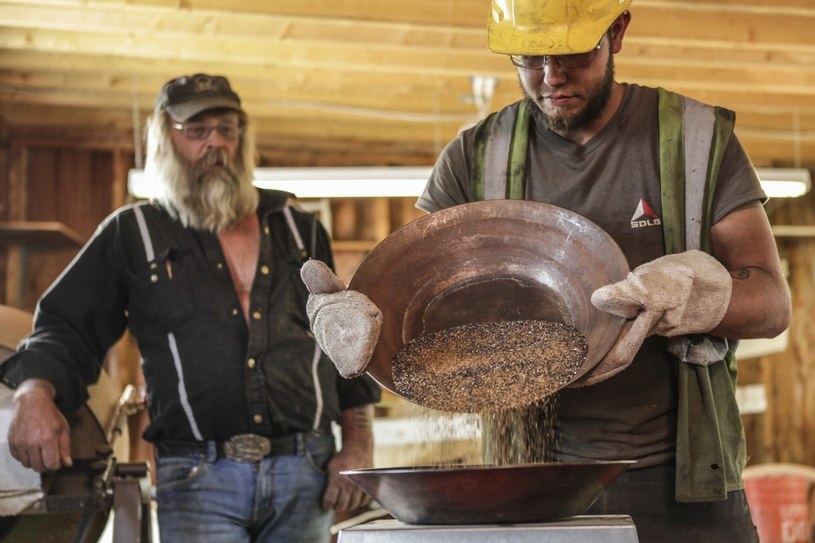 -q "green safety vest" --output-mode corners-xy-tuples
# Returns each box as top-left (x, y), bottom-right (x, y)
(471, 88), (745, 502)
